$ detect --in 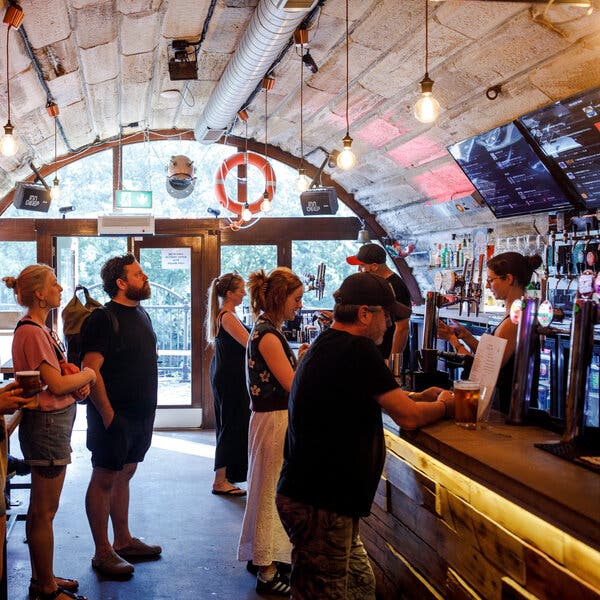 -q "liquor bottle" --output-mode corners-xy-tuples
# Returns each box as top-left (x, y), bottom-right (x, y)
(435, 244), (442, 267)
